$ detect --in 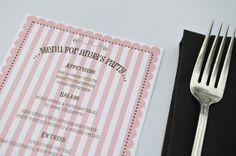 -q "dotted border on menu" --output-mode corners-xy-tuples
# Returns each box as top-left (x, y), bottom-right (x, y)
(0, 22), (35, 91)
(122, 52), (154, 156)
